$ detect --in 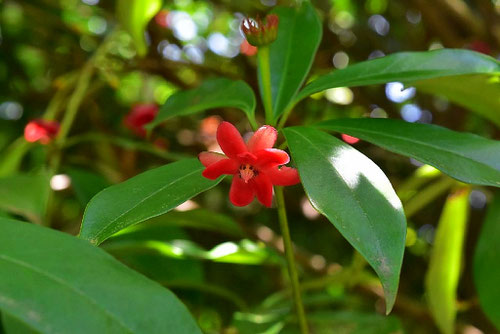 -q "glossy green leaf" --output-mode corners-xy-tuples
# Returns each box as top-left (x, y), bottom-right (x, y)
(295, 49), (500, 104)
(283, 126), (406, 313)
(262, 2), (322, 119)
(149, 78), (257, 129)
(425, 189), (469, 334)
(474, 191), (500, 331)
(80, 158), (223, 245)
(0, 173), (49, 224)
(414, 74), (500, 127)
(117, 0), (162, 56)
(317, 118), (500, 187)
(0, 218), (201, 334)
